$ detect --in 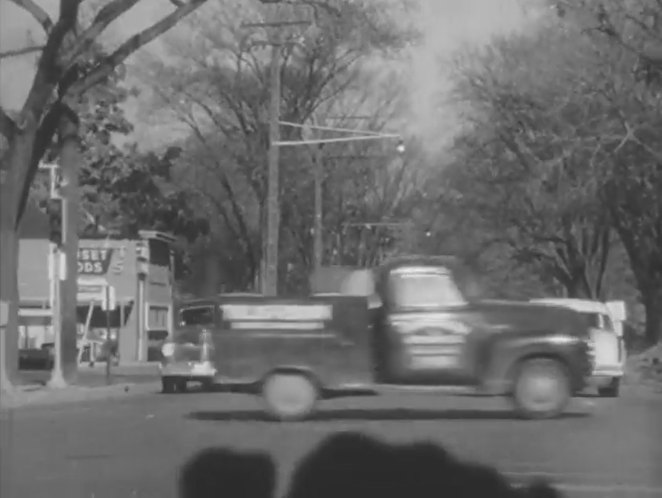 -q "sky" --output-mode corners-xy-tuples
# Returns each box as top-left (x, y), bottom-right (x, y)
(0, 0), (536, 148)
